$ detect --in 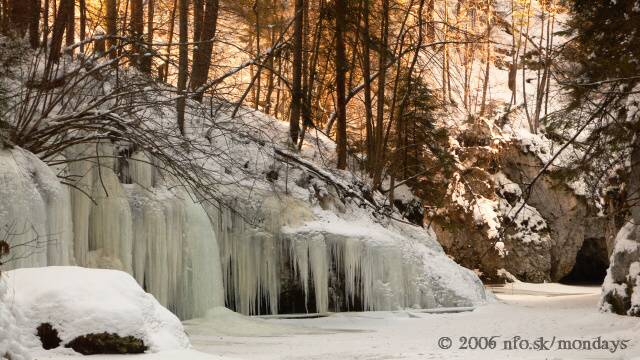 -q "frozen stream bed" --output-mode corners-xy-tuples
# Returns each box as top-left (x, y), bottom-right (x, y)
(35, 283), (640, 360)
